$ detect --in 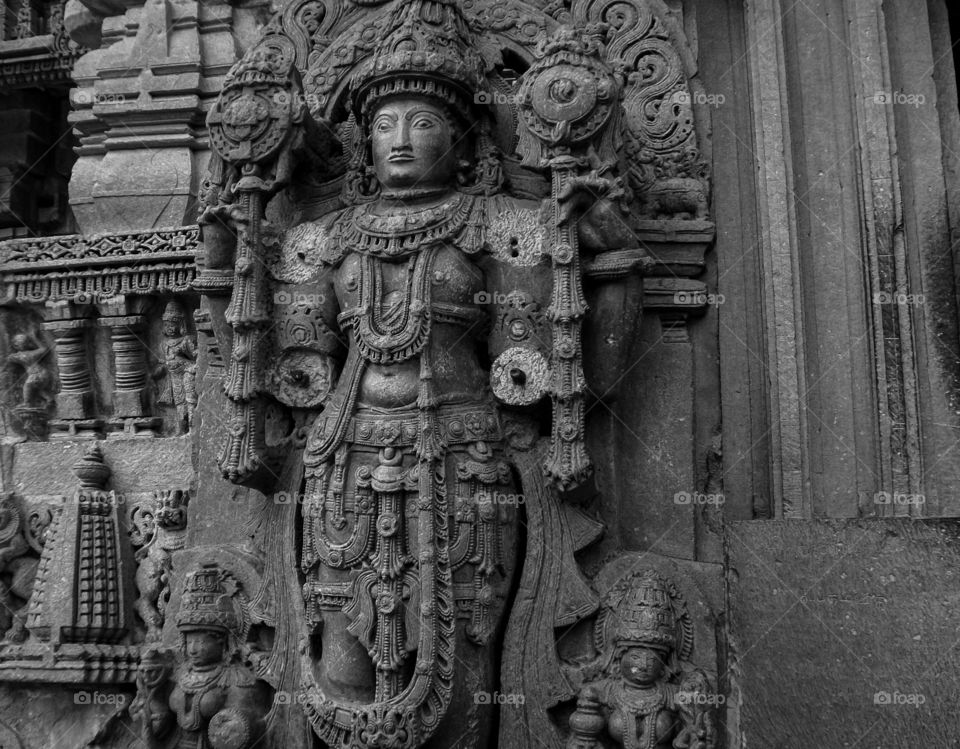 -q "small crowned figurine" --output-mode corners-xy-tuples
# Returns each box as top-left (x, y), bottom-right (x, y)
(155, 302), (198, 435)
(571, 570), (718, 749)
(132, 562), (271, 749)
